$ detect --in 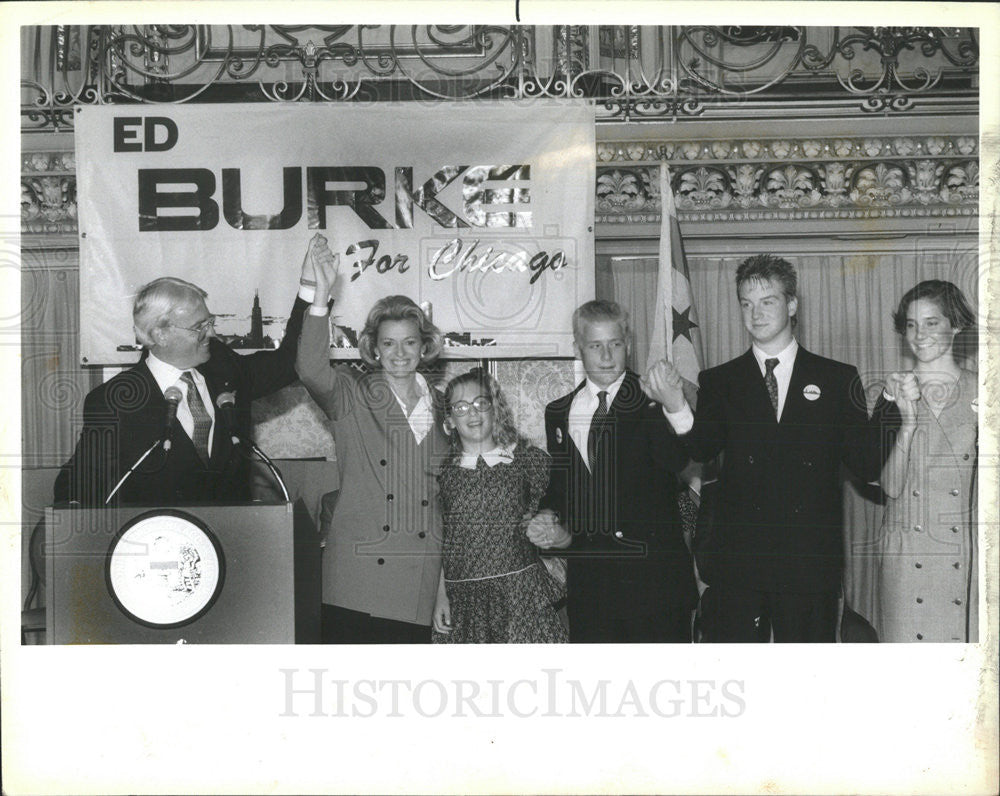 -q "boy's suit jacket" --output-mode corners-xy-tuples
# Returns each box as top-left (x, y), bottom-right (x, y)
(539, 369), (698, 624)
(682, 346), (882, 594)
